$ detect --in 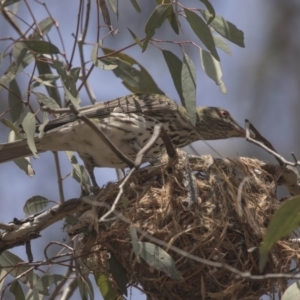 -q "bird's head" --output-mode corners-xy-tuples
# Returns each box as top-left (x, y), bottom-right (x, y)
(195, 107), (247, 140)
